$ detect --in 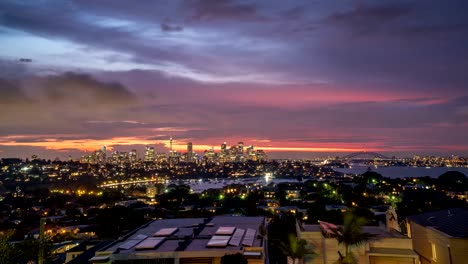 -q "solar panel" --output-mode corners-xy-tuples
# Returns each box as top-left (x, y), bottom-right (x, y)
(242, 228), (256, 247)
(215, 226), (236, 235)
(135, 237), (165, 250)
(206, 235), (231, 247)
(118, 234), (148, 250)
(134, 234), (149, 240)
(228, 228), (245, 246)
(154, 228), (179, 237)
